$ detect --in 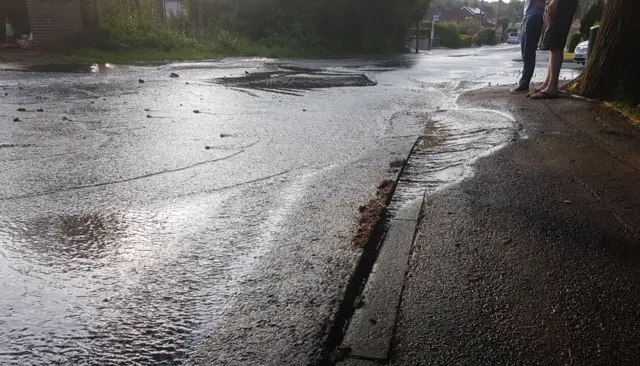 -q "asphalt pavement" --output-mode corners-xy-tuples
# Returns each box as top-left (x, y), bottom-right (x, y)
(338, 89), (640, 365)
(0, 45), (585, 365)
